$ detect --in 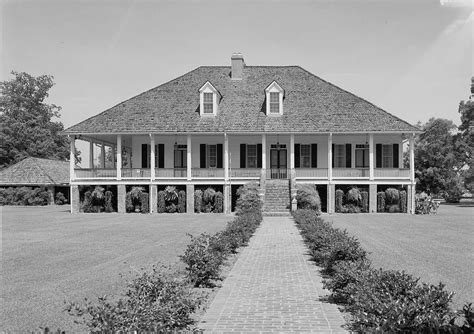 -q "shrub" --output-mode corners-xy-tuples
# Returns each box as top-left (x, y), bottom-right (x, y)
(203, 187), (216, 205)
(140, 192), (149, 213)
(166, 203), (177, 213)
(361, 191), (369, 213)
(335, 189), (344, 213)
(341, 204), (361, 214)
(296, 184), (321, 212)
(164, 185), (178, 203)
(177, 190), (186, 213)
(0, 186), (50, 206)
(443, 175), (464, 203)
(66, 266), (203, 331)
(194, 190), (202, 213)
(55, 192), (67, 205)
(157, 190), (166, 213)
(125, 192), (134, 212)
(377, 191), (386, 212)
(346, 187), (361, 205)
(387, 204), (400, 213)
(235, 183), (262, 221)
(399, 190), (407, 213)
(81, 190), (93, 213)
(129, 186), (144, 201)
(214, 191), (223, 213)
(180, 233), (226, 287)
(385, 187), (400, 205)
(104, 190), (114, 212)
